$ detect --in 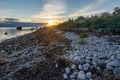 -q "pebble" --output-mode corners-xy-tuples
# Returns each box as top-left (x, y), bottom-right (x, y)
(77, 71), (86, 79)
(73, 56), (81, 63)
(86, 72), (92, 79)
(69, 54), (74, 60)
(83, 63), (90, 68)
(70, 74), (75, 79)
(109, 61), (119, 67)
(71, 64), (76, 69)
(113, 68), (120, 74)
(65, 67), (71, 74)
(78, 64), (83, 70)
(63, 74), (68, 79)
(55, 63), (58, 68)
(1, 50), (5, 53)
